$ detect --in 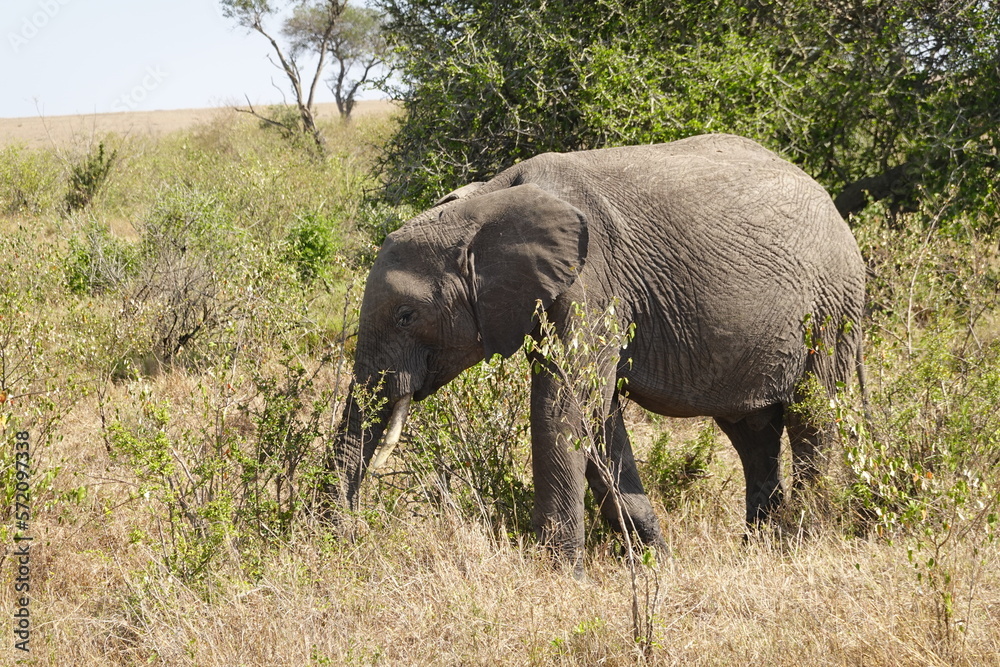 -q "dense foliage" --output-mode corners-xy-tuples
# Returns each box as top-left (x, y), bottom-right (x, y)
(376, 0), (1000, 220)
